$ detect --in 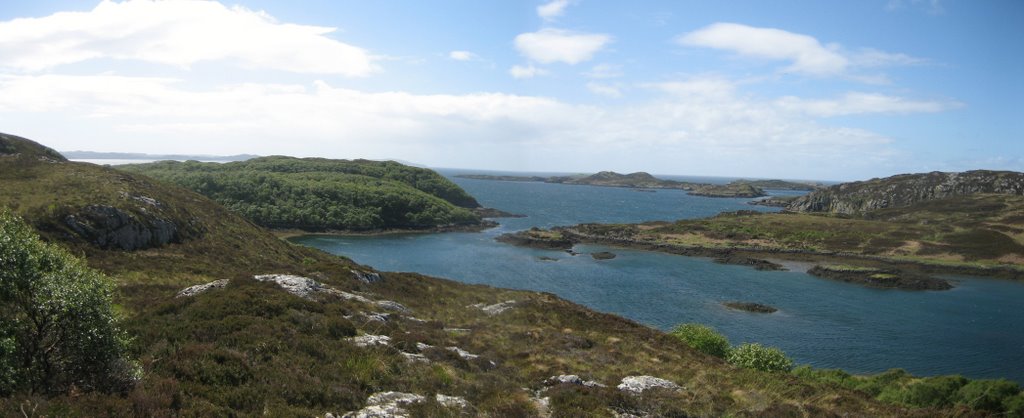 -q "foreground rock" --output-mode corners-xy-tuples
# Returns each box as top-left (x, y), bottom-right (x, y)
(723, 301), (778, 313)
(253, 274), (411, 309)
(470, 300), (517, 316)
(617, 376), (682, 394)
(807, 265), (952, 290)
(591, 251), (616, 260)
(176, 279), (229, 298)
(337, 391), (469, 418)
